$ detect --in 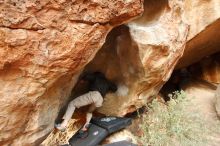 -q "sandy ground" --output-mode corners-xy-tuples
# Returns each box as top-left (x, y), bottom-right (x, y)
(182, 80), (220, 146)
